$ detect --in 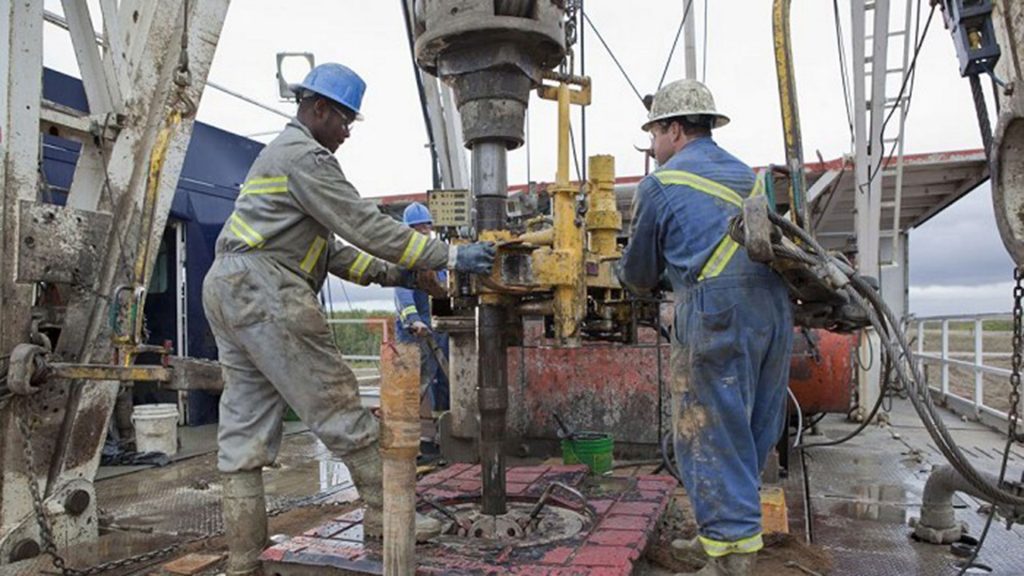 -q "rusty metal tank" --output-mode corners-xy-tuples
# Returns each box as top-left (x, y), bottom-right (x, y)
(788, 329), (857, 415)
